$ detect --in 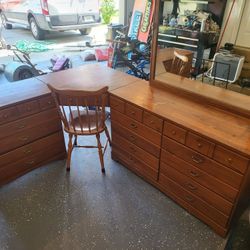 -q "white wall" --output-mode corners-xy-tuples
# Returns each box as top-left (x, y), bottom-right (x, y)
(219, 0), (245, 47)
